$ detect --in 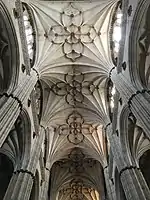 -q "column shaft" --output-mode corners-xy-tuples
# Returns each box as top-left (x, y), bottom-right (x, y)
(0, 70), (38, 147)
(104, 167), (115, 200)
(40, 167), (50, 200)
